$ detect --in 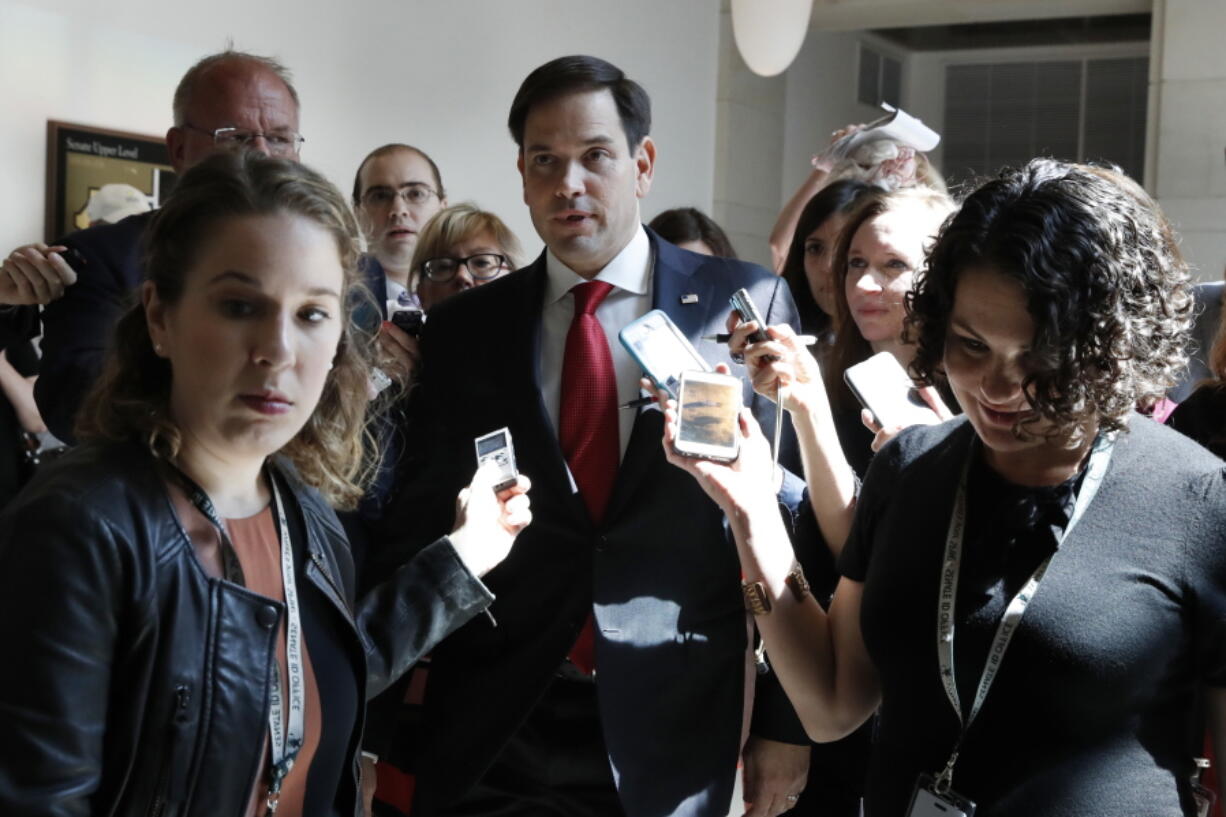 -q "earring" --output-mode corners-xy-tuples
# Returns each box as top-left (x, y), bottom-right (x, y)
(154, 343), (164, 355)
